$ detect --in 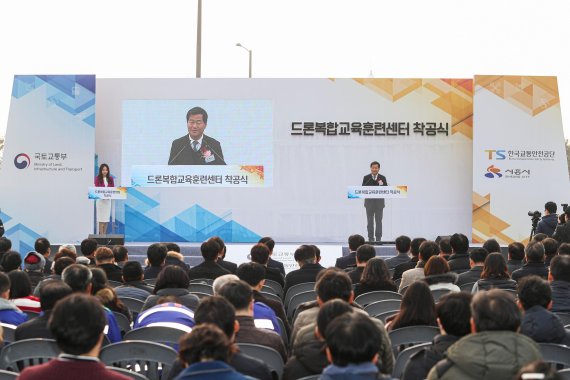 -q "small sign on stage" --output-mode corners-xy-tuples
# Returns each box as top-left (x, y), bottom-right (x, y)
(88, 187), (128, 200)
(347, 185), (408, 199)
